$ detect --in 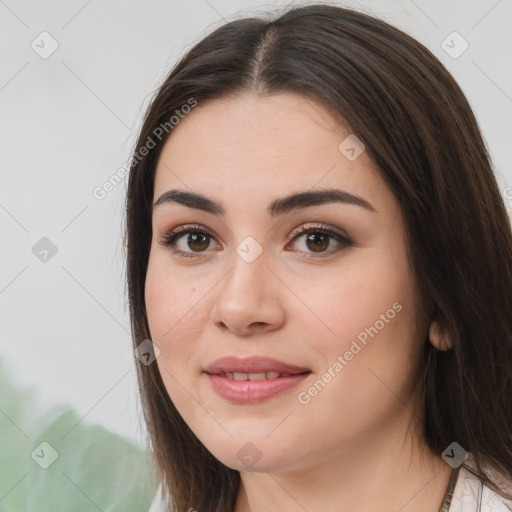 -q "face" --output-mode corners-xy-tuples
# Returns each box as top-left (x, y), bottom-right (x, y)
(144, 92), (428, 473)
